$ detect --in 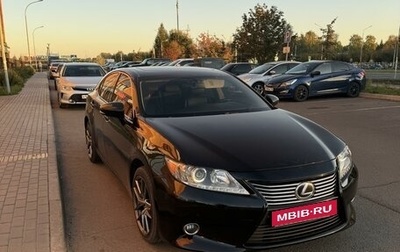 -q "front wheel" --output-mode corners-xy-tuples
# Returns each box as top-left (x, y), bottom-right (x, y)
(252, 82), (264, 95)
(293, 85), (309, 102)
(347, 82), (360, 97)
(132, 168), (160, 244)
(85, 121), (101, 163)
